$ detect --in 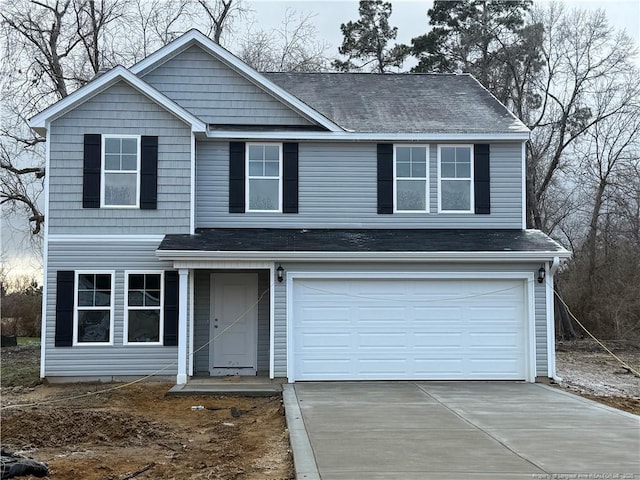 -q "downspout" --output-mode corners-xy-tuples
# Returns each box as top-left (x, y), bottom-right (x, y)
(547, 256), (561, 381)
